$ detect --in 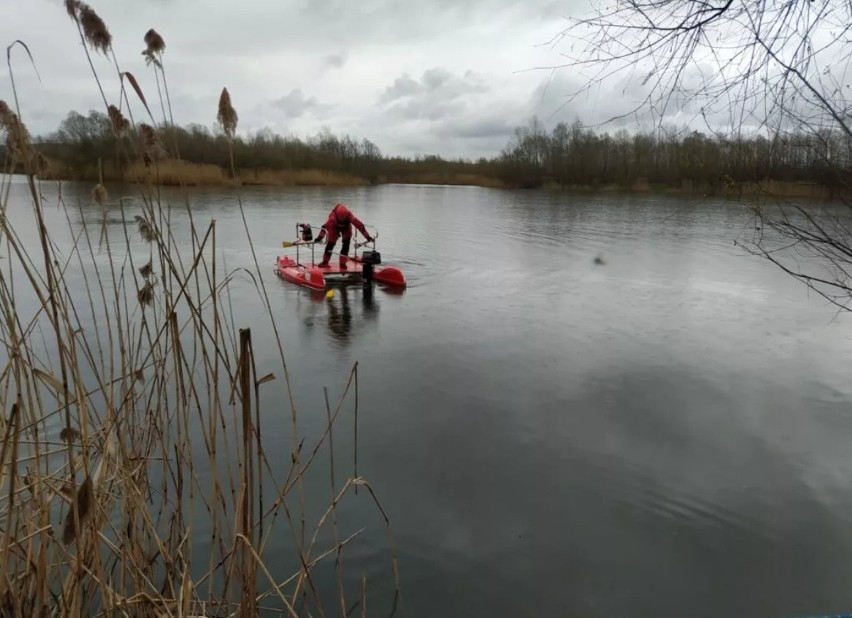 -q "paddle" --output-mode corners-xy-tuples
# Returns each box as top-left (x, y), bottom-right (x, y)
(283, 233), (377, 250)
